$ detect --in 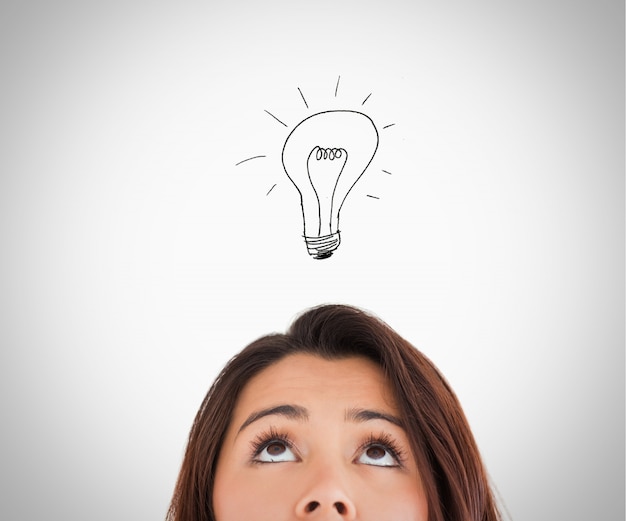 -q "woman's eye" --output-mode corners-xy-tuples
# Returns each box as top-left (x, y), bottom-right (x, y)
(357, 444), (399, 467)
(254, 441), (298, 463)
